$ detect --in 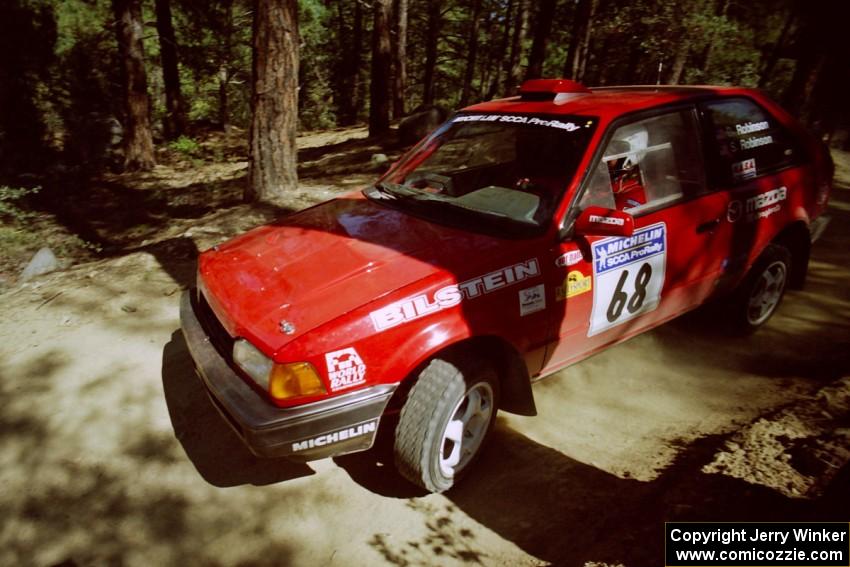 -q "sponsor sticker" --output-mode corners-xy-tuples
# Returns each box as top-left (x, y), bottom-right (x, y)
(589, 223), (666, 336)
(748, 186), (787, 222)
(453, 114), (581, 132)
(519, 284), (546, 316)
(370, 258), (541, 331)
(325, 347), (367, 391)
(727, 186), (787, 223)
(555, 249), (583, 268)
(589, 214), (625, 226)
(291, 419), (378, 453)
(746, 186), (786, 213)
(556, 270), (593, 301)
(735, 121), (769, 135)
(740, 134), (773, 150)
(732, 158), (756, 181)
